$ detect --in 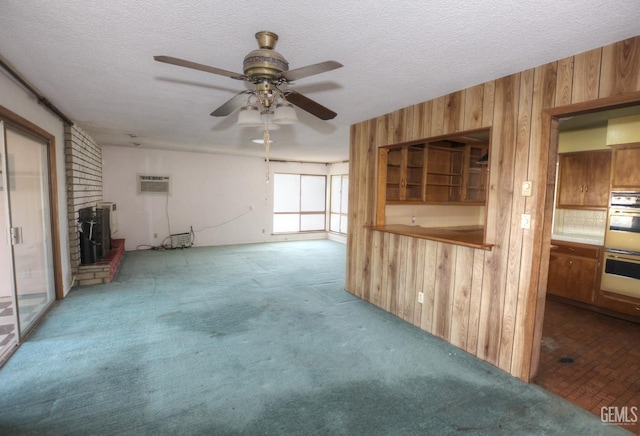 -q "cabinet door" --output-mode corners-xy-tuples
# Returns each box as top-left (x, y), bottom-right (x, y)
(385, 147), (403, 201)
(405, 145), (426, 201)
(582, 150), (611, 207)
(383, 144), (426, 202)
(557, 153), (587, 207)
(425, 146), (463, 202)
(547, 252), (597, 303)
(611, 144), (640, 189)
(557, 150), (611, 208)
(547, 252), (572, 298)
(464, 145), (488, 203)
